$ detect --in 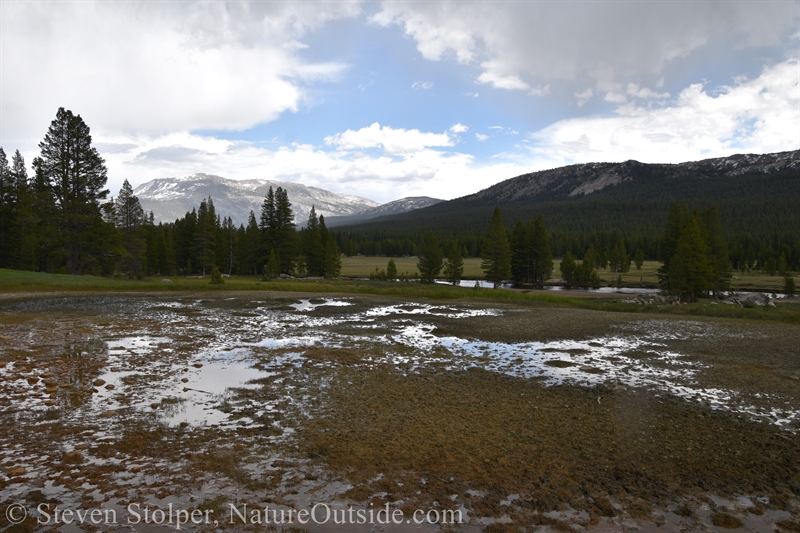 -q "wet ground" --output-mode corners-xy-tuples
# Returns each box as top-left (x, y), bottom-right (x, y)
(0, 292), (798, 532)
